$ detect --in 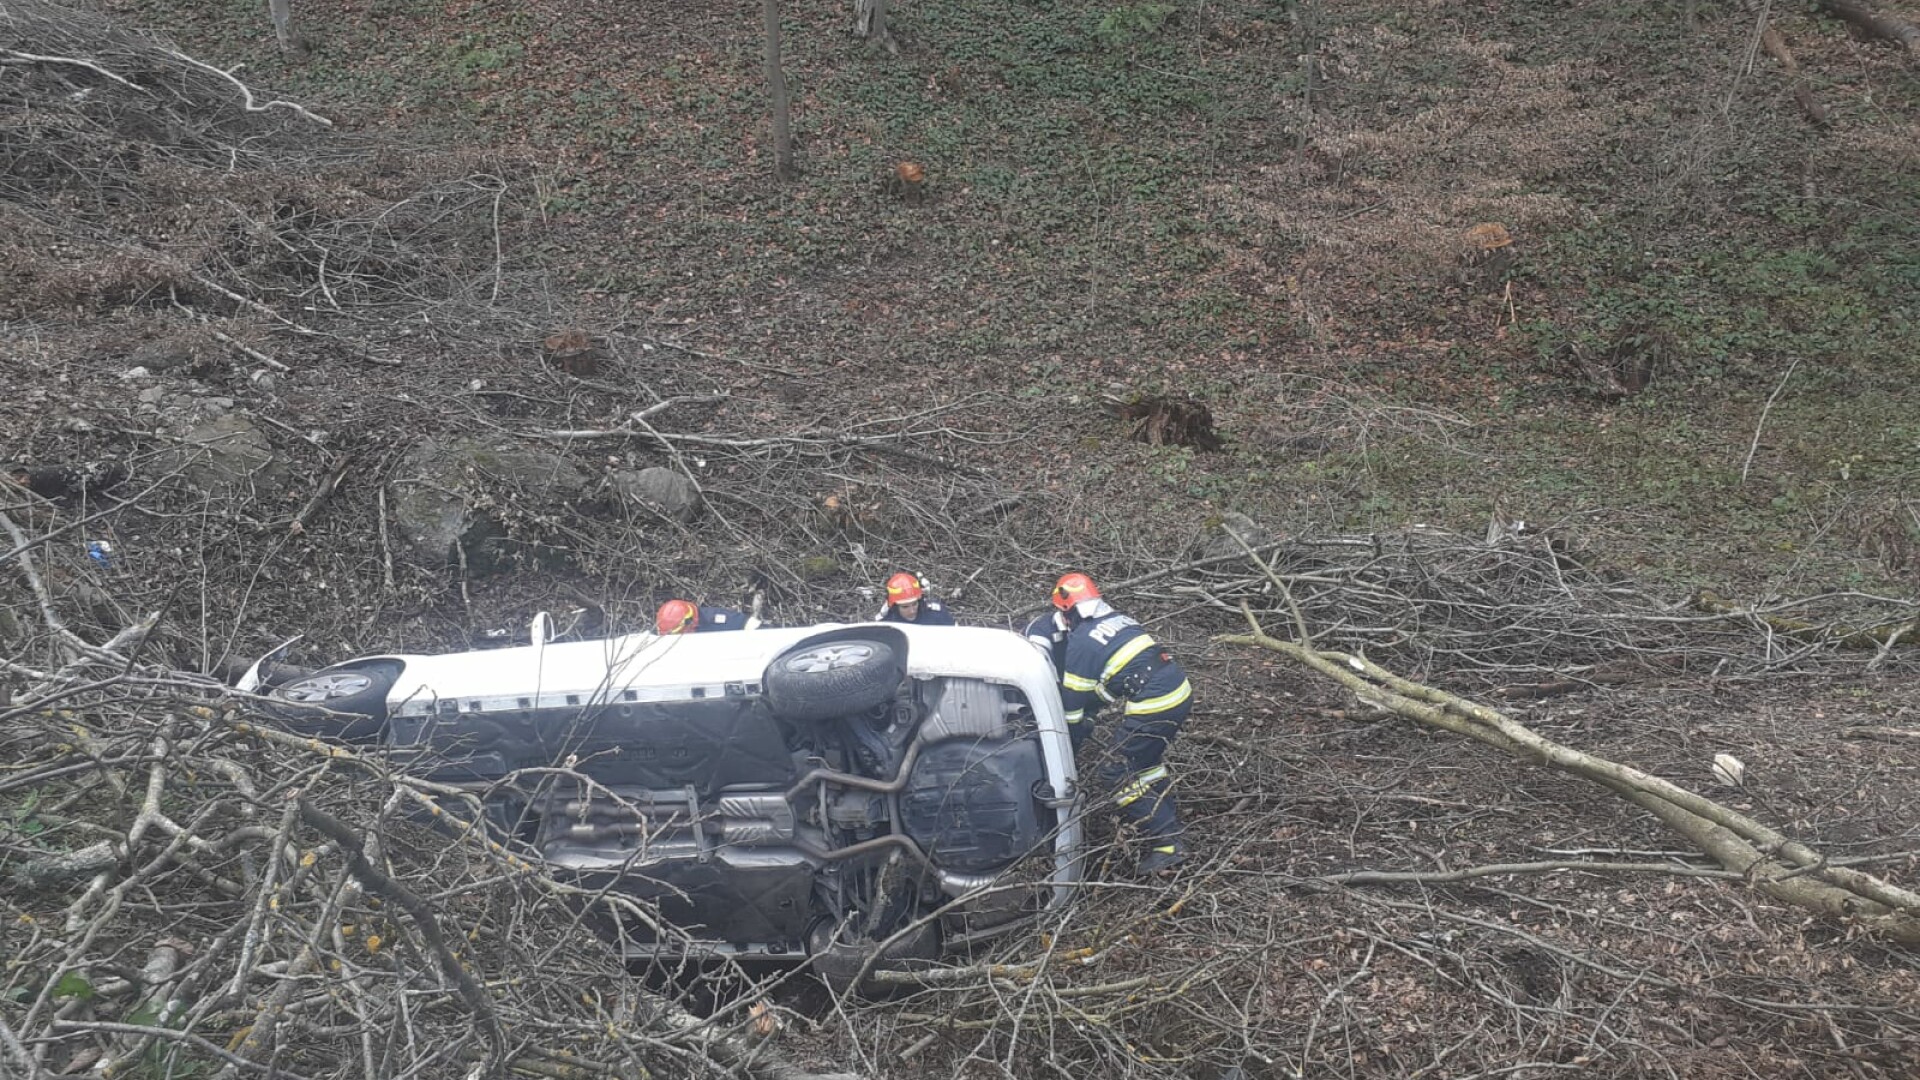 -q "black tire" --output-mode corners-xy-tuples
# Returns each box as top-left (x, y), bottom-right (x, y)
(808, 920), (939, 997)
(763, 638), (900, 724)
(256, 660), (317, 690)
(265, 660), (402, 743)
